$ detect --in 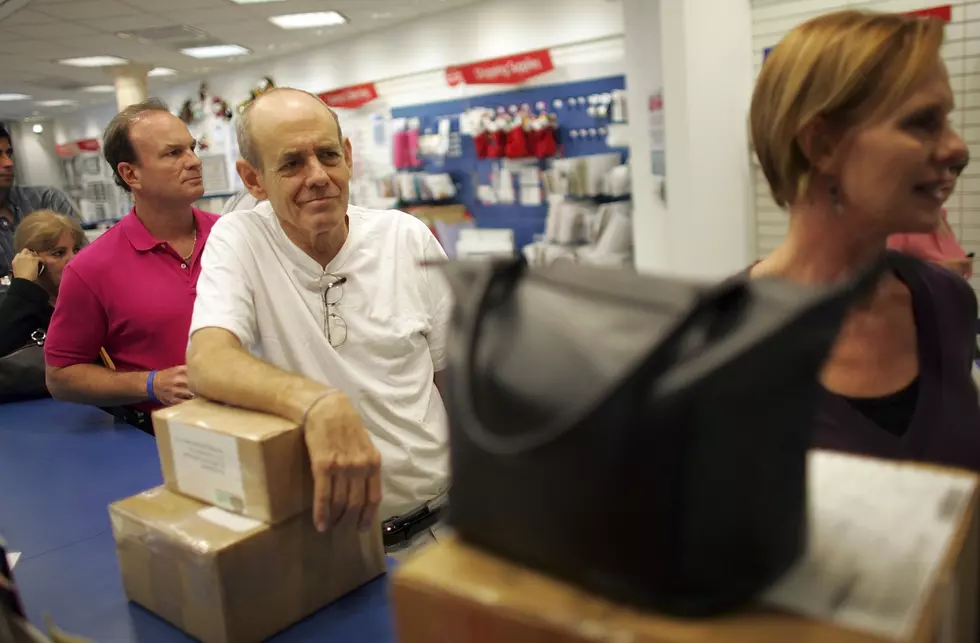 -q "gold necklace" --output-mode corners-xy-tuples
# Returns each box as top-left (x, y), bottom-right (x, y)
(181, 227), (198, 262)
